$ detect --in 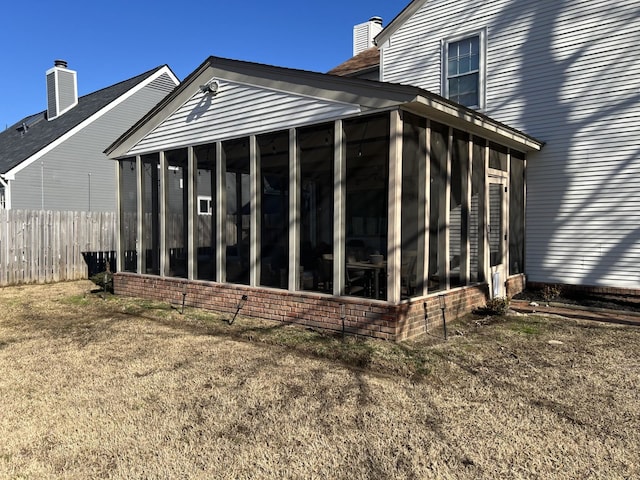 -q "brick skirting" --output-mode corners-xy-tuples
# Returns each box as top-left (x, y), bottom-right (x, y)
(506, 274), (526, 297)
(114, 273), (491, 341)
